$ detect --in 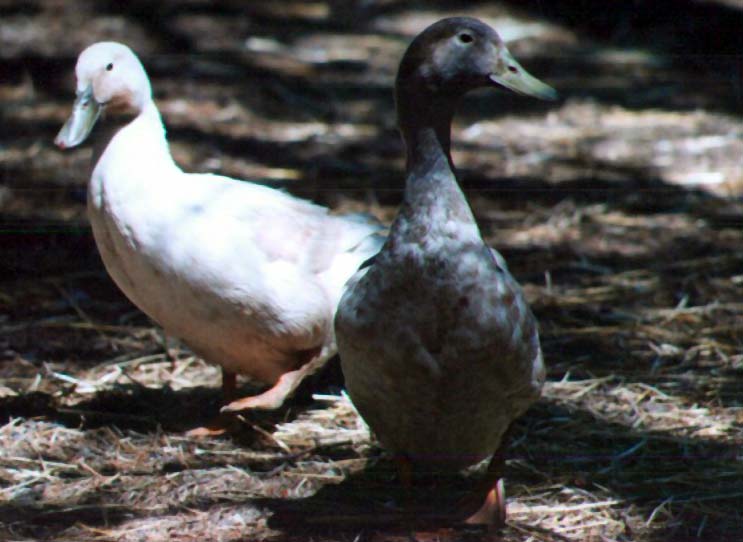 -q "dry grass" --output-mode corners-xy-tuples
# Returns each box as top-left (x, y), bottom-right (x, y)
(2, 232), (742, 541)
(2, 1), (743, 541)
